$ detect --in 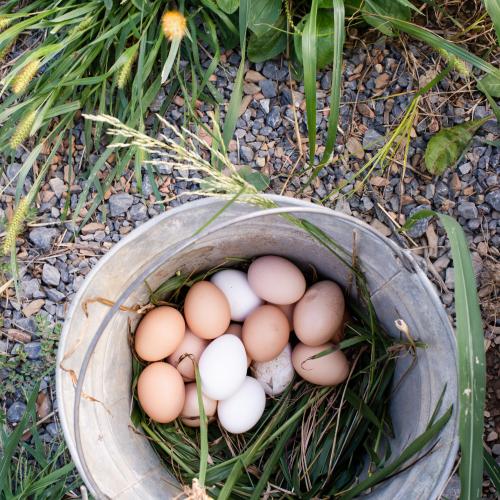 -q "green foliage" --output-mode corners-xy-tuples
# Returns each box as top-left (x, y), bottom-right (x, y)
(247, 15), (287, 63)
(248, 0), (281, 36)
(478, 73), (500, 97)
(362, 0), (412, 36)
(403, 210), (486, 500)
(424, 116), (491, 175)
(484, 0), (500, 44)
(216, 0), (239, 15)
